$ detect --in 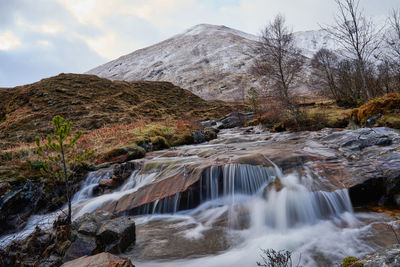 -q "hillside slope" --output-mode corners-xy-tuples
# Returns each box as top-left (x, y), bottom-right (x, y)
(0, 73), (232, 149)
(87, 24), (337, 101)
